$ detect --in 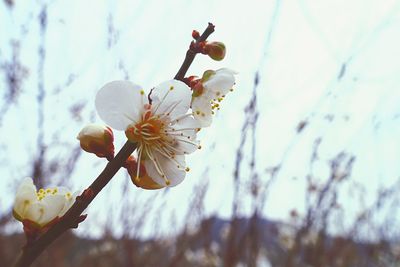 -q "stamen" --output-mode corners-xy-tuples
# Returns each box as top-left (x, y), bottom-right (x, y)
(136, 145), (143, 180)
(157, 99), (183, 120)
(152, 145), (186, 170)
(172, 137), (199, 147)
(123, 113), (138, 124)
(145, 146), (173, 186)
(169, 113), (193, 124)
(166, 132), (194, 140)
(165, 127), (198, 132)
(153, 87), (173, 114)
